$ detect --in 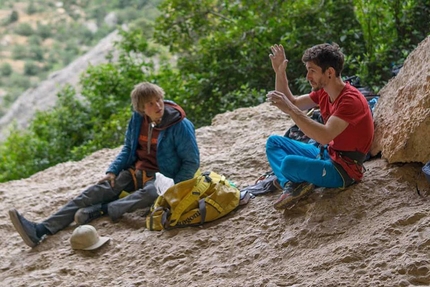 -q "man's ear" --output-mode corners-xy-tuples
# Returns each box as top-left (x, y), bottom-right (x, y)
(327, 67), (336, 79)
